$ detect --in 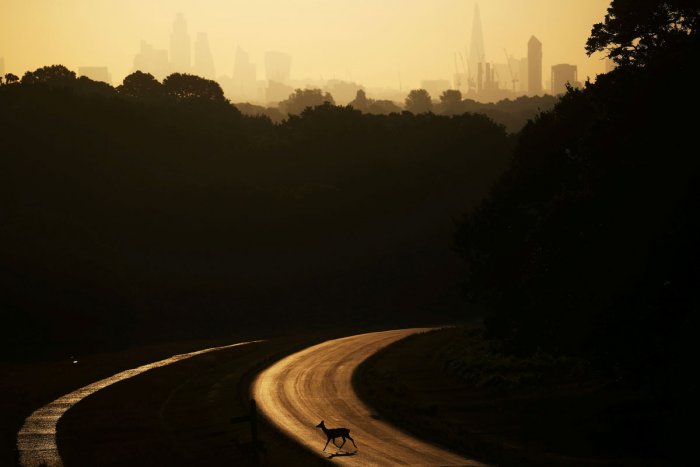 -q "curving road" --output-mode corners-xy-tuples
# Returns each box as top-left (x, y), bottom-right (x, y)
(16, 340), (262, 467)
(253, 328), (485, 466)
